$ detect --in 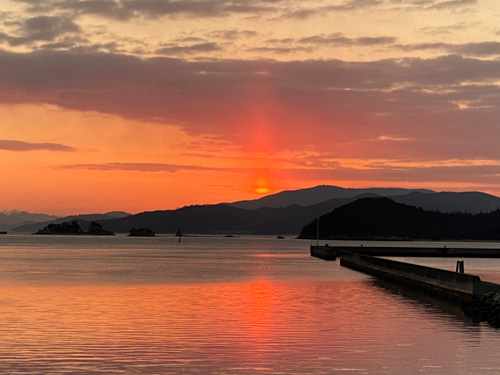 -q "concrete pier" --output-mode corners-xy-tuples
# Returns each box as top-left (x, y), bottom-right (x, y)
(340, 252), (500, 301)
(311, 244), (500, 260)
(310, 245), (337, 260)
